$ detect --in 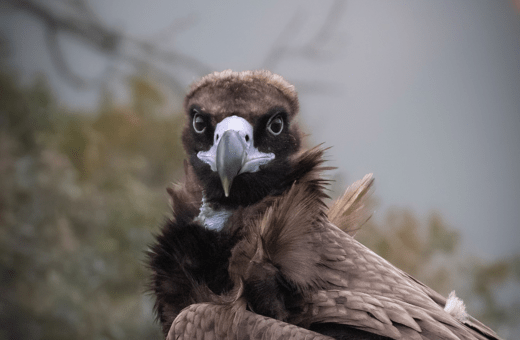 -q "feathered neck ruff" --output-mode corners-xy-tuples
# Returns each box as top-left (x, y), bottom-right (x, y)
(227, 146), (334, 296)
(164, 146), (334, 325)
(167, 146), (332, 236)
